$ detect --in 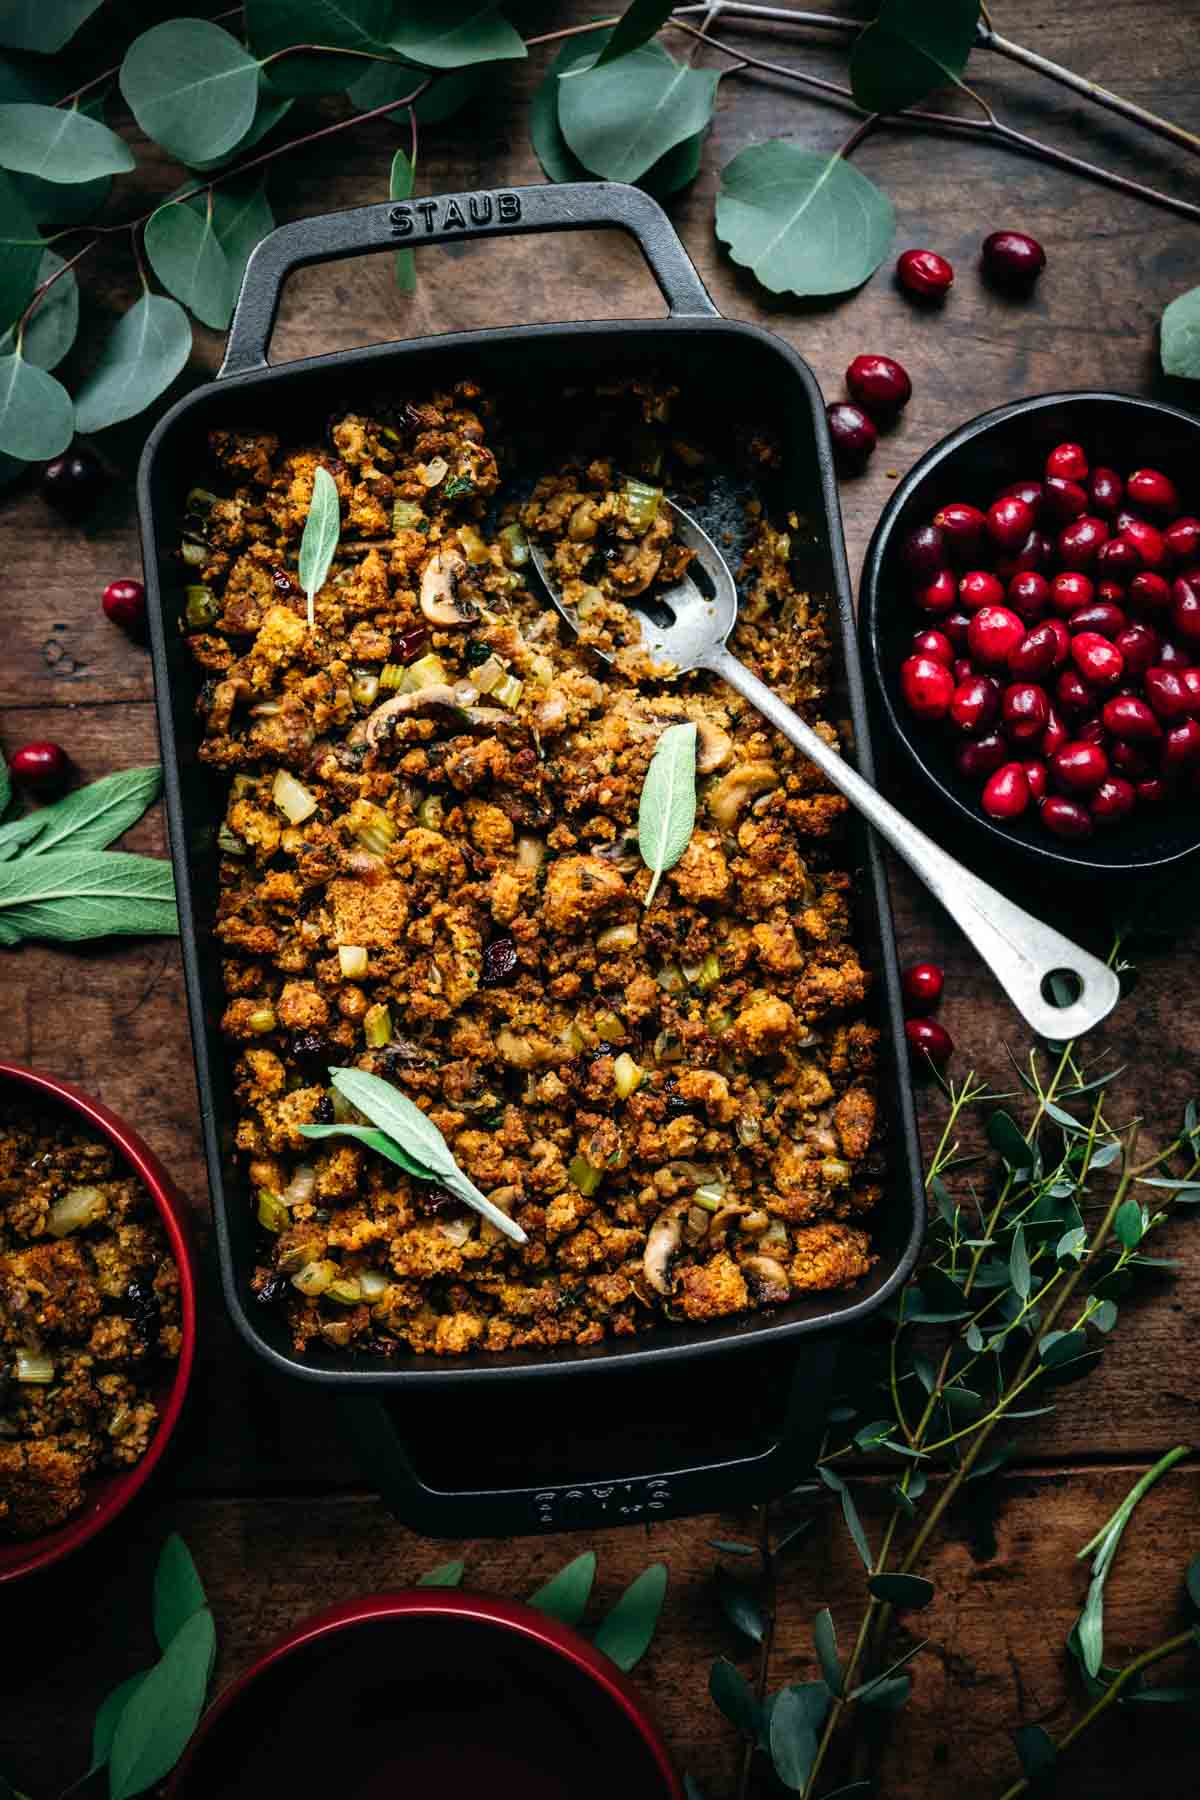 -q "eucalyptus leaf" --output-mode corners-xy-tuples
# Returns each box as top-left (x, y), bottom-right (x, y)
(595, 0), (678, 66)
(1014, 1722), (1057, 1781)
(390, 147), (415, 293)
(818, 1466), (872, 1570)
(1187, 1555), (1200, 1613)
(388, 2), (527, 71)
(1160, 284), (1200, 379)
(528, 1551), (596, 1626)
(592, 1562), (667, 1670)
(0, 249), (76, 370)
(0, 103), (133, 186)
(87, 1673), (148, 1780)
(0, 72), (112, 228)
(768, 1684), (819, 1791)
(0, 0), (104, 54)
(207, 181), (275, 298)
(715, 141), (894, 298)
(642, 128), (706, 200)
(713, 1566), (765, 1644)
(109, 1608), (215, 1800)
(857, 1673), (911, 1710)
(532, 32), (703, 196)
(347, 60), (486, 125)
(247, 0), (396, 98)
(73, 293), (192, 434)
(1009, 1224), (1031, 1300)
(299, 463), (341, 627)
(1038, 1329), (1089, 1369)
(559, 45), (717, 185)
(1114, 1197), (1145, 1248)
(867, 1573), (935, 1610)
(850, 0), (980, 114)
(812, 1608), (841, 1696)
(0, 351), (72, 459)
(0, 168), (42, 329)
(708, 1658), (761, 1737)
(187, 80), (294, 172)
(145, 201), (233, 332)
(0, 850), (178, 944)
(417, 1559), (464, 1586)
(1091, 1298), (1118, 1333)
(120, 20), (260, 165)
(638, 720), (697, 907)
(707, 1539), (757, 1557)
(988, 1108), (1036, 1172)
(297, 1121), (433, 1181)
